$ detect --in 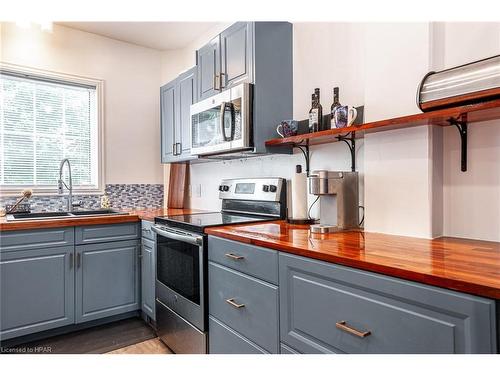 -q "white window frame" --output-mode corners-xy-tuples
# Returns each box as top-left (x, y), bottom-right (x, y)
(0, 62), (105, 196)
